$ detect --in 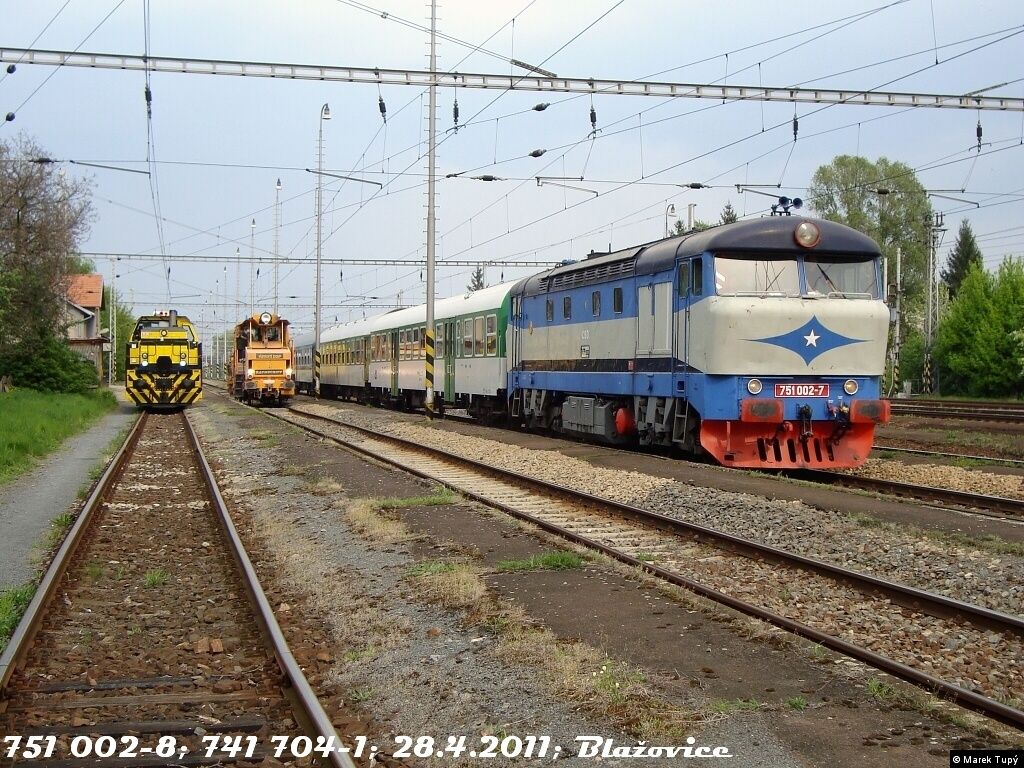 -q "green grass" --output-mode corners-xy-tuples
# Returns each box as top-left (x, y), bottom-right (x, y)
(378, 486), (457, 509)
(0, 583), (35, 652)
(407, 560), (458, 577)
(143, 569), (169, 588)
(710, 698), (761, 714)
(786, 696), (807, 711)
(497, 551), (587, 572)
(0, 389), (117, 486)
